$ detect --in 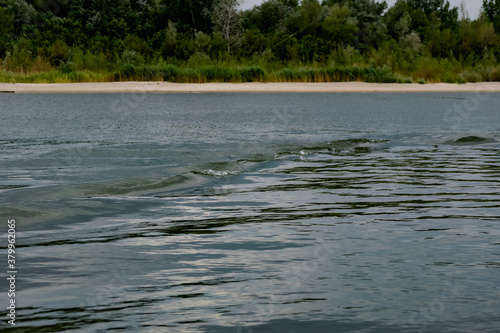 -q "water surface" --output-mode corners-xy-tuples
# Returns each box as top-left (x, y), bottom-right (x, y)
(1, 93), (499, 332)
